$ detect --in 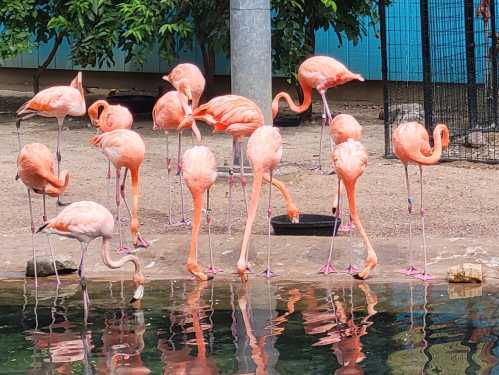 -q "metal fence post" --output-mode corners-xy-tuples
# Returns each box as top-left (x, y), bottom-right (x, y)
(420, 0), (433, 132)
(464, 0), (478, 129)
(490, 0), (498, 128)
(380, 0), (390, 157)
